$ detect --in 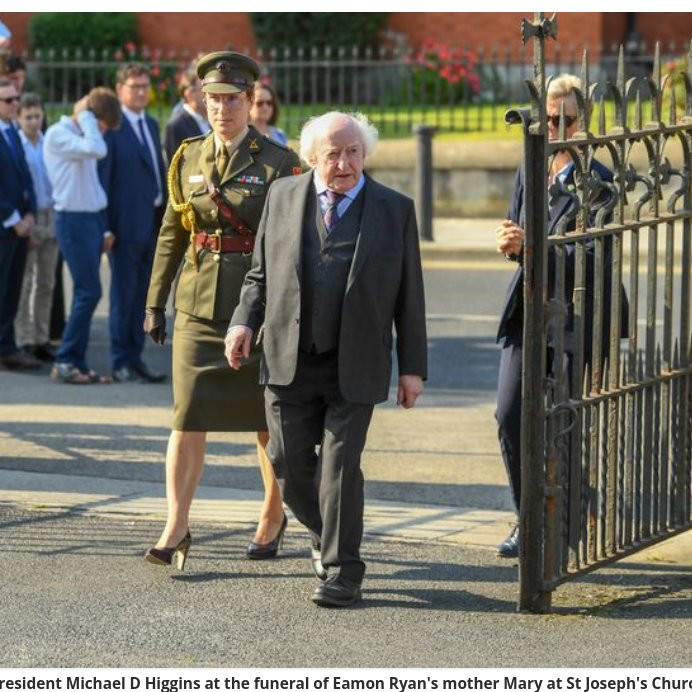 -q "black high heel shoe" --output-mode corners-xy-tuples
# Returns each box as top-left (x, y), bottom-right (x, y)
(246, 514), (287, 560)
(144, 531), (192, 571)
